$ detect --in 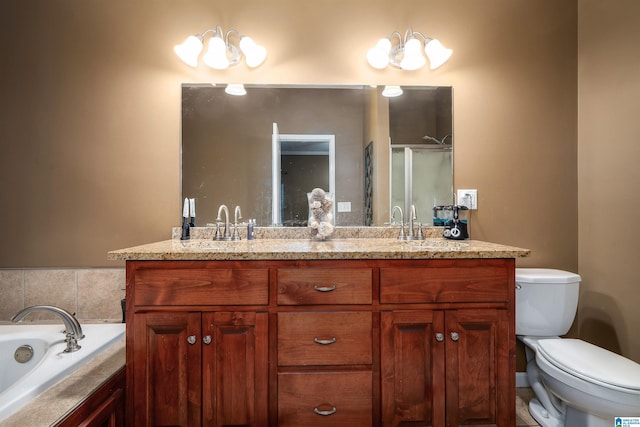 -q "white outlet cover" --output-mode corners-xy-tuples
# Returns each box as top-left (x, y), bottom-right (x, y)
(457, 189), (477, 209)
(337, 201), (351, 212)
